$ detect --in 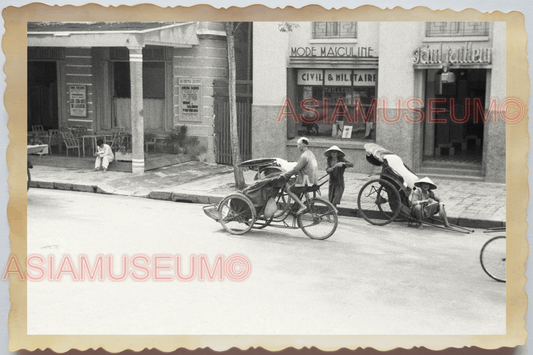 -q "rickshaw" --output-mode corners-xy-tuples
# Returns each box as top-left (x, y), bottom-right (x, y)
(203, 158), (338, 240)
(357, 143), (473, 234)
